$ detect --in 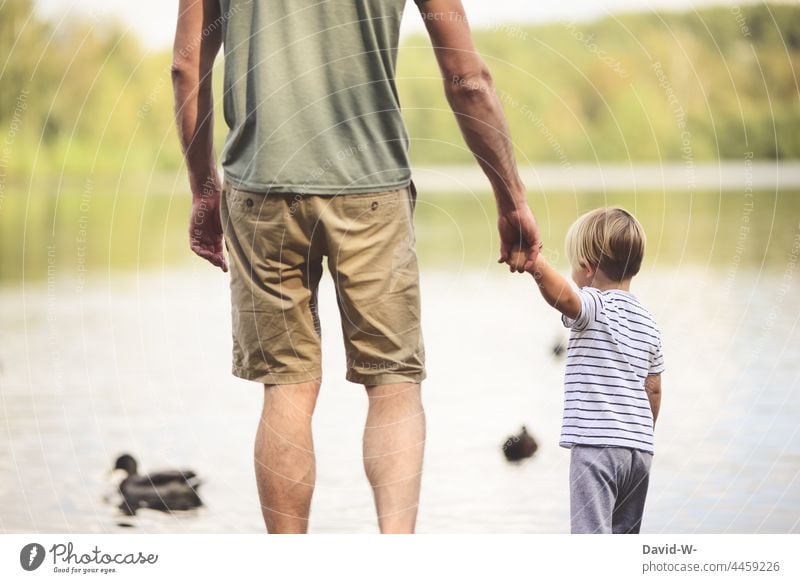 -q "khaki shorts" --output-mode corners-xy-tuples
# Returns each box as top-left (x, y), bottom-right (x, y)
(220, 182), (426, 386)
